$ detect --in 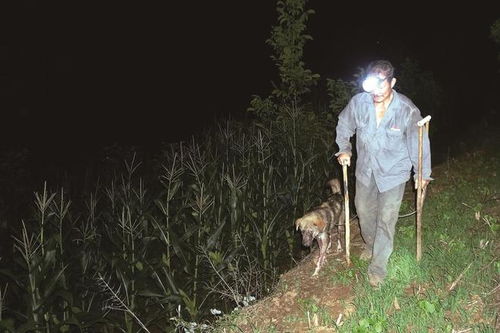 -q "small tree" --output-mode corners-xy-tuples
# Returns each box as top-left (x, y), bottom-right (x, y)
(326, 77), (359, 121)
(249, 0), (319, 121)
